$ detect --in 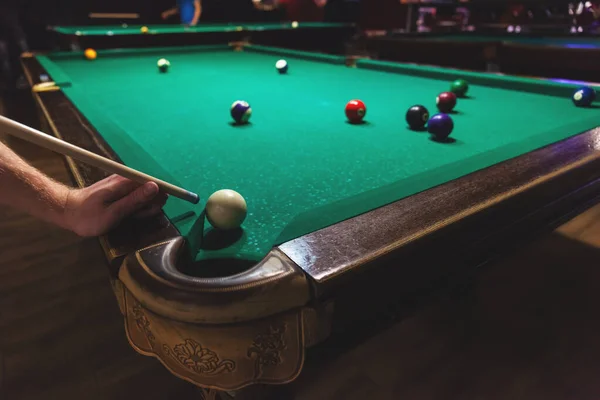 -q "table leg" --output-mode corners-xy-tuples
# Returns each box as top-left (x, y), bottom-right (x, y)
(405, 4), (414, 33)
